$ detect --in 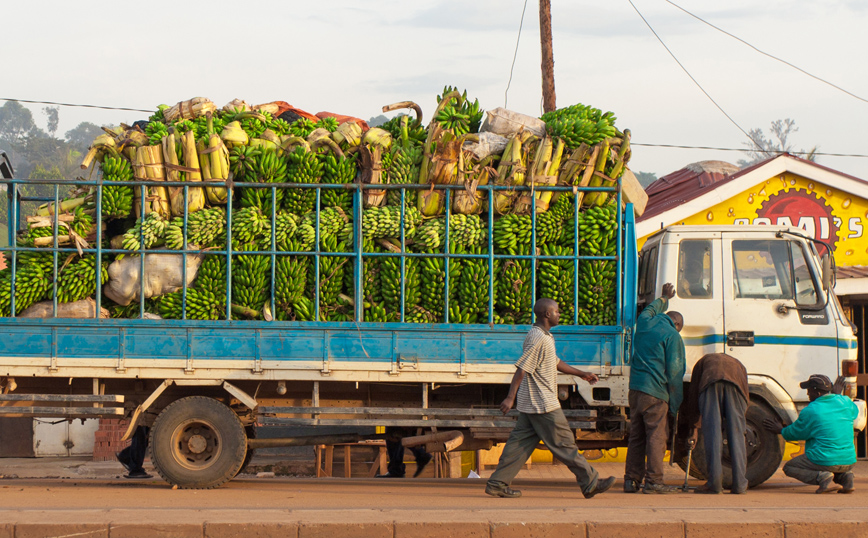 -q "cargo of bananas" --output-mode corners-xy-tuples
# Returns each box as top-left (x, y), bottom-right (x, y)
(284, 145), (322, 215)
(100, 153), (134, 219)
(56, 255), (109, 304)
(540, 104), (618, 149)
(361, 205), (422, 240)
(197, 112), (230, 205)
(231, 207), (270, 246)
(578, 205), (618, 257)
(239, 147), (286, 214)
(194, 255), (228, 299)
(449, 214), (486, 248)
(584, 130), (631, 207)
(122, 213), (168, 252)
(517, 136), (565, 214)
(414, 218), (445, 251)
(273, 212), (300, 250)
(379, 252), (421, 319)
(491, 129), (533, 214)
(308, 235), (349, 314)
(538, 245), (575, 324)
(358, 127), (393, 208)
